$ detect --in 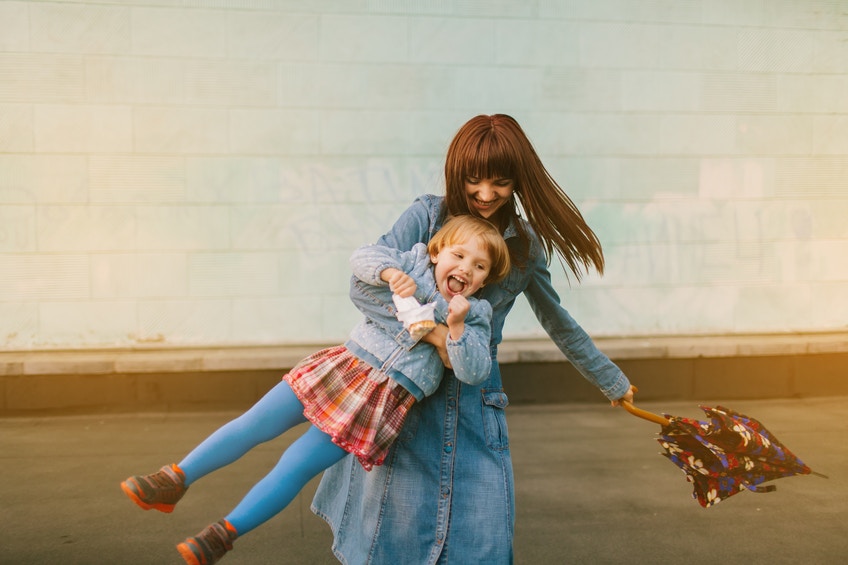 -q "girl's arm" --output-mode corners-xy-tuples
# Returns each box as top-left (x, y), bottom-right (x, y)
(522, 237), (631, 402)
(445, 295), (470, 340)
(444, 299), (493, 385)
(349, 243), (416, 288)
